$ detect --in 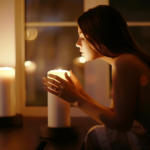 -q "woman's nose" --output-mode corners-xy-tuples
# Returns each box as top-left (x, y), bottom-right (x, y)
(76, 39), (81, 48)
